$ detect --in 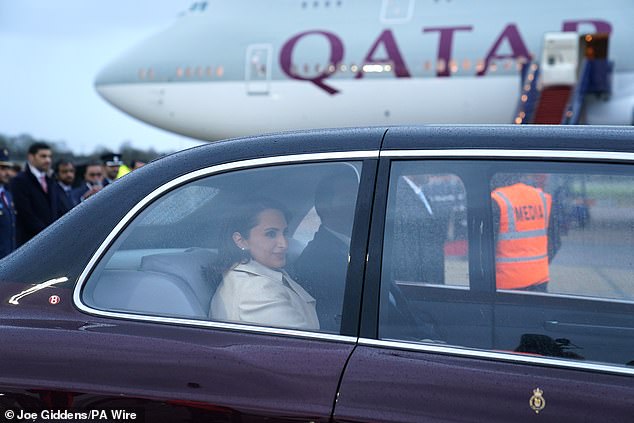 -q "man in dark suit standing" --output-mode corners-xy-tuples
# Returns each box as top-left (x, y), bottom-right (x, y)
(0, 149), (17, 258)
(291, 168), (359, 333)
(70, 162), (103, 205)
(9, 142), (66, 246)
(53, 159), (77, 212)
